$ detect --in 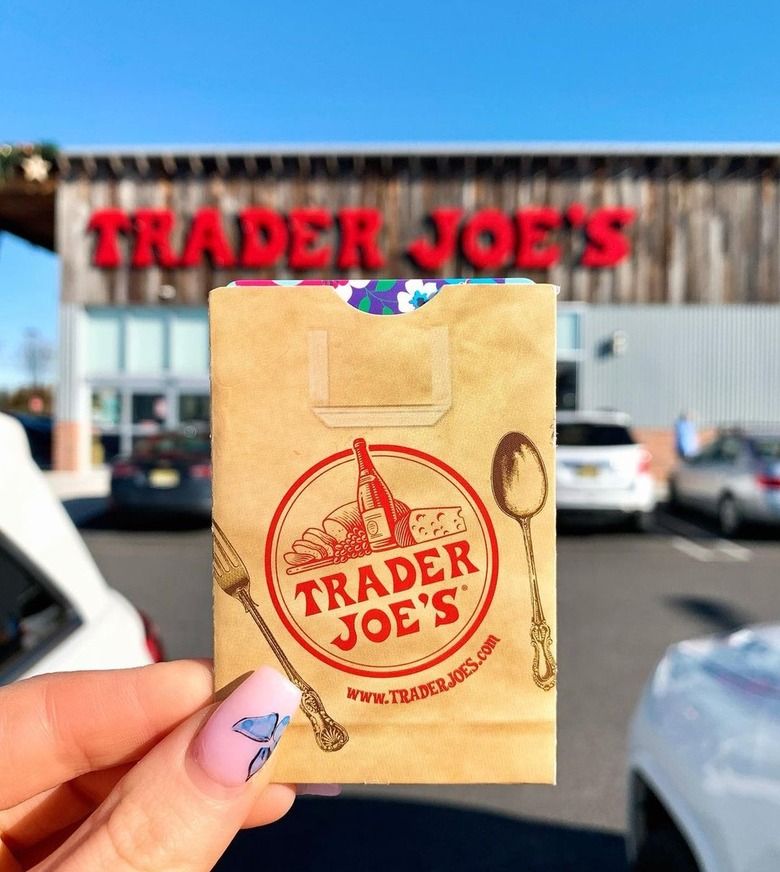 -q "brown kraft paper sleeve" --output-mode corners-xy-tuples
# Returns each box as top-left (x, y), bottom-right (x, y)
(210, 281), (557, 784)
